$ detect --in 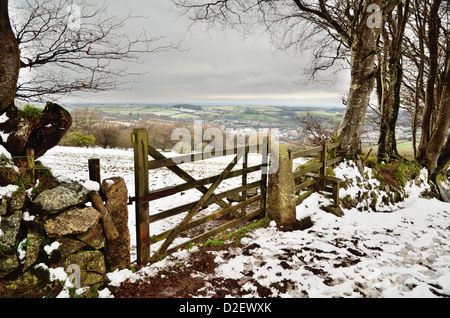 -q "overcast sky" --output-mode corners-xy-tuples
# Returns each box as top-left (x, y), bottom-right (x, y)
(65, 0), (350, 107)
